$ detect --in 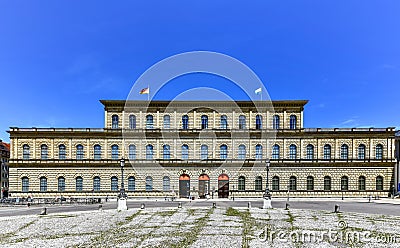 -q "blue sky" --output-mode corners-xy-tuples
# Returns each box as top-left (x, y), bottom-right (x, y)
(0, 1), (399, 142)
